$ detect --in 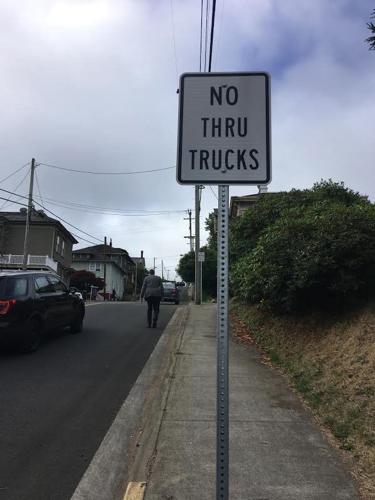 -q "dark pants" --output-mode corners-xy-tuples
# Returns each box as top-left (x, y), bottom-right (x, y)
(146, 297), (161, 325)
